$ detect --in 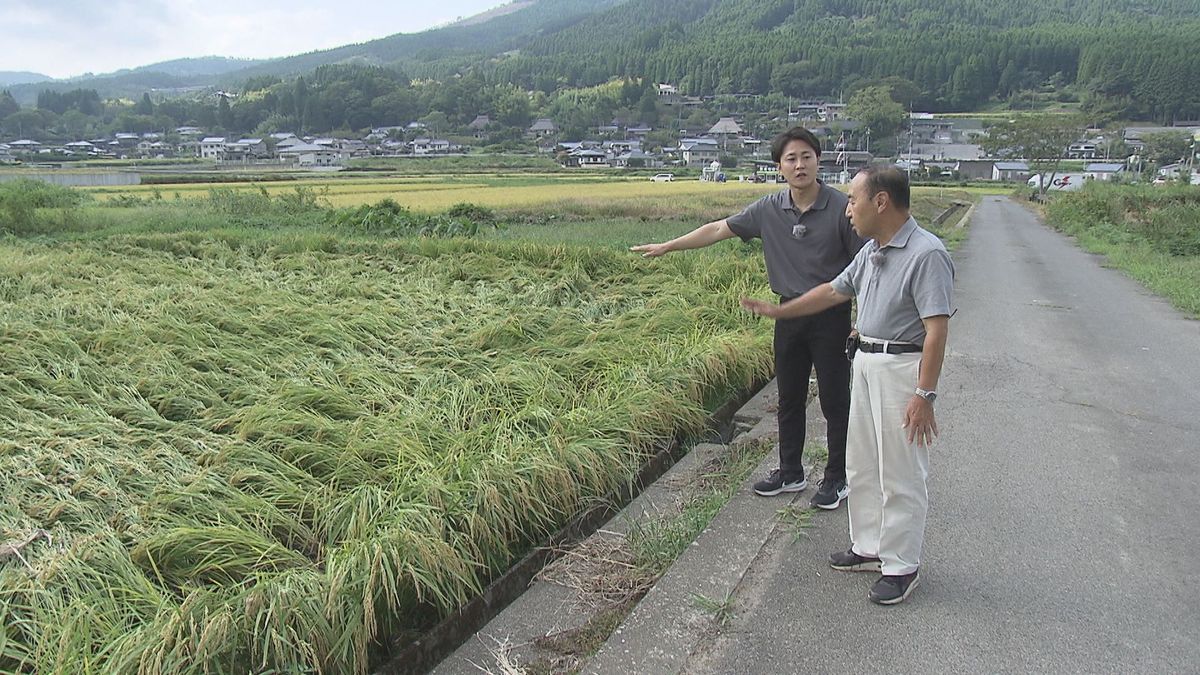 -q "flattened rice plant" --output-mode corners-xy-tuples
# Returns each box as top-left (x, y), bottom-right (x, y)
(0, 233), (772, 673)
